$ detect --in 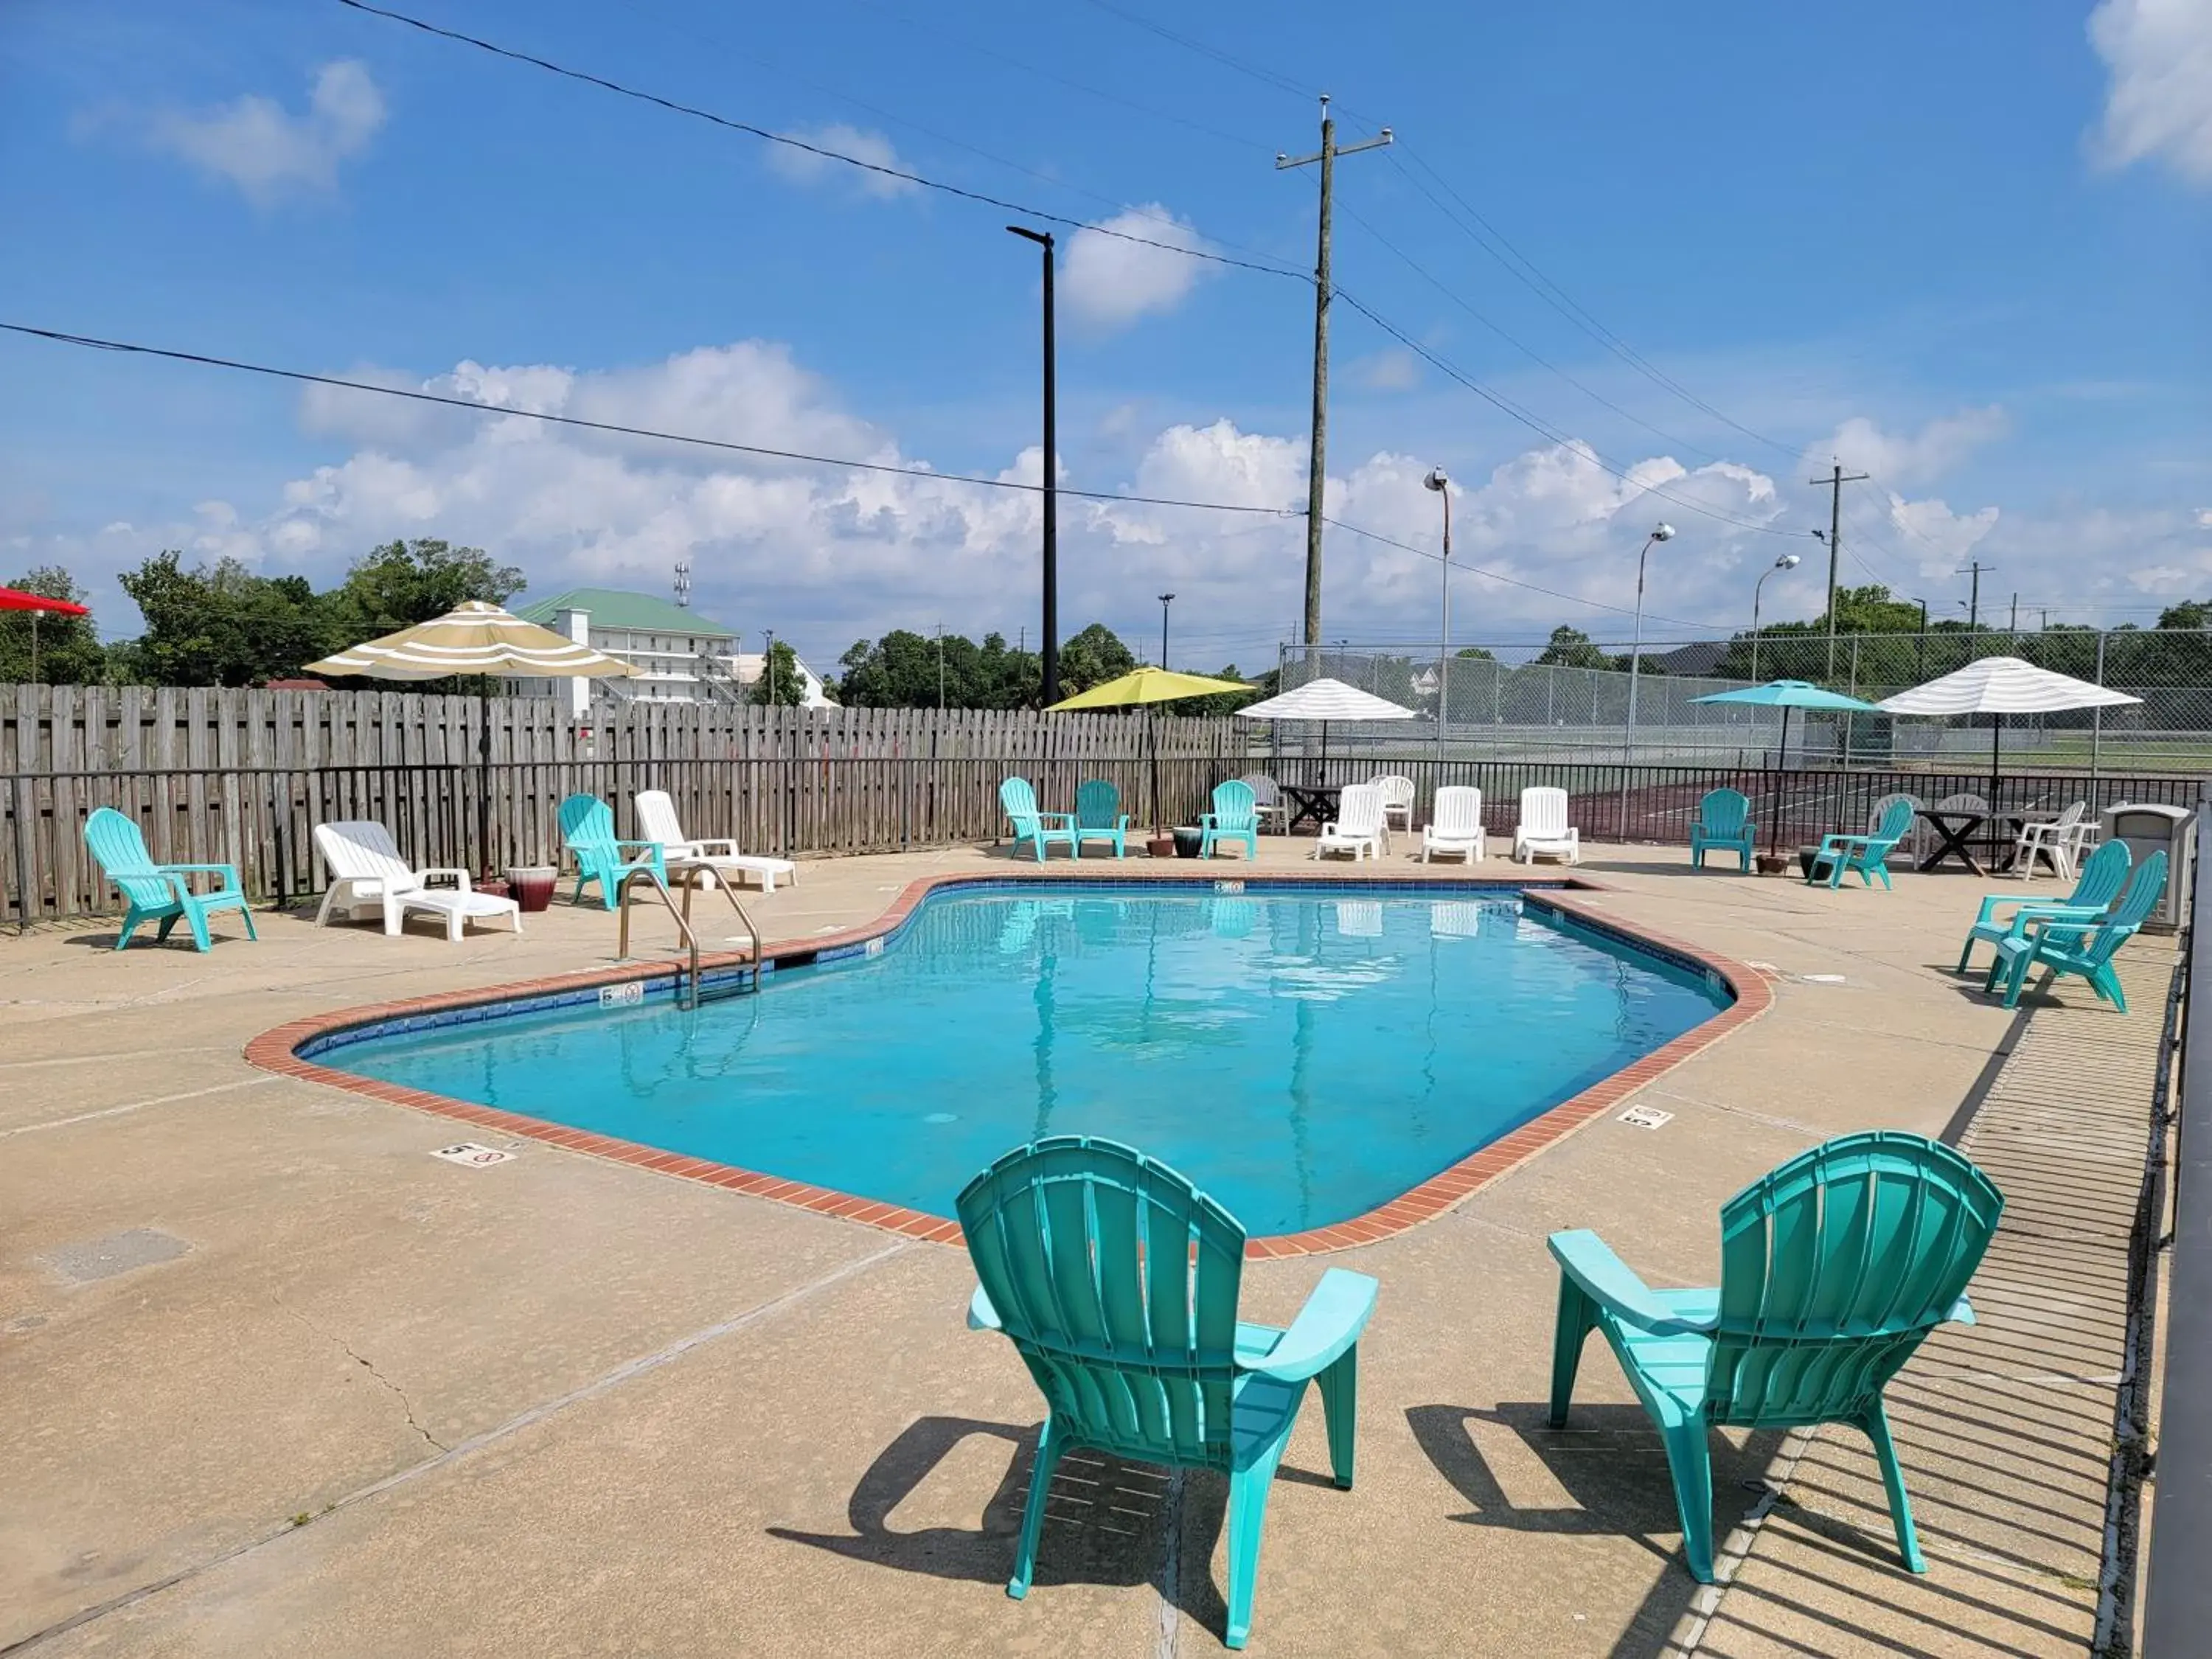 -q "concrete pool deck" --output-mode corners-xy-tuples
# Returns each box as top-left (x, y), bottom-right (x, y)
(0, 838), (2166, 1655)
